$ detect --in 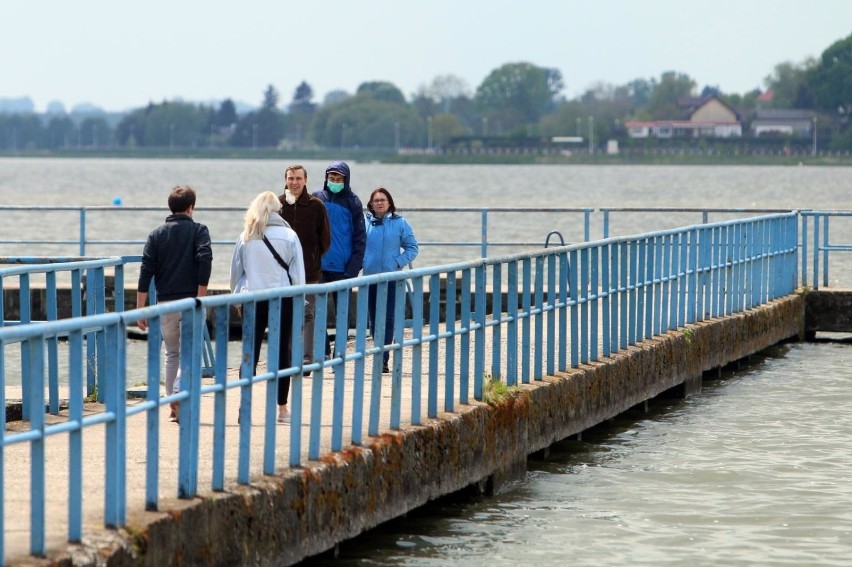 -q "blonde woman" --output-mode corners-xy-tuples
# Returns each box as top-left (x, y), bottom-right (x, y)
(230, 191), (306, 424)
